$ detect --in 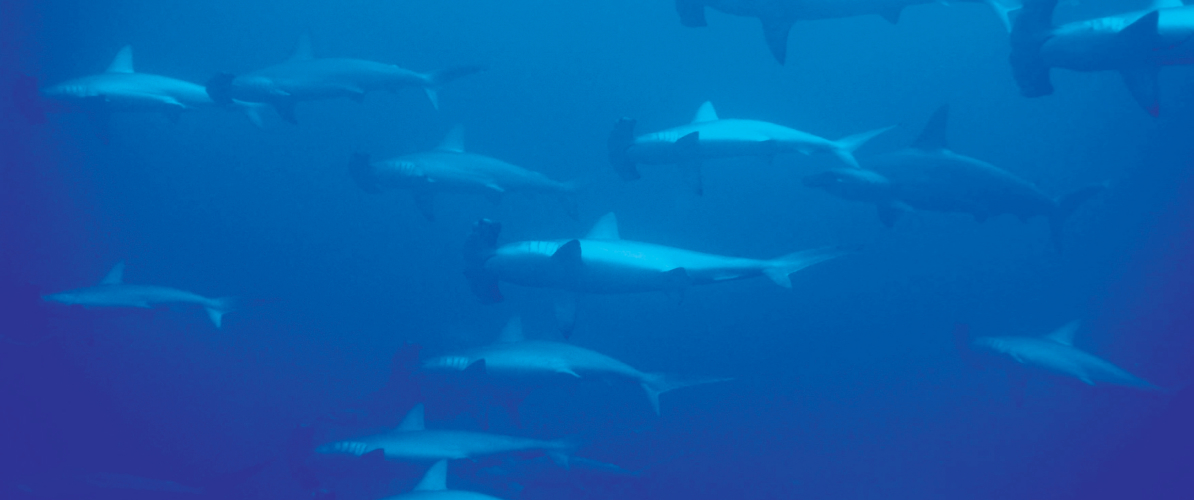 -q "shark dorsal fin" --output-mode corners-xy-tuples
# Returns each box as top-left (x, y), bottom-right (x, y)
(396, 404), (425, 432)
(691, 101), (719, 124)
(106, 46), (134, 74)
(289, 31), (314, 62)
(100, 262), (125, 285)
(436, 125), (465, 153)
(912, 105), (950, 151)
(1044, 320), (1080, 346)
(414, 460), (448, 492)
(498, 316), (525, 343)
(585, 213), (620, 240)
